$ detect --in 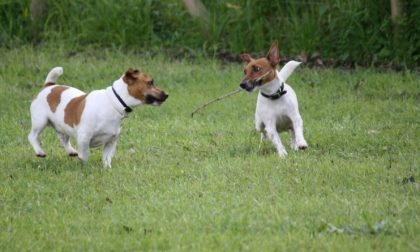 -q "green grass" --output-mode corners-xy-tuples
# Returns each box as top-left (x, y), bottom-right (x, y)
(0, 46), (419, 251)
